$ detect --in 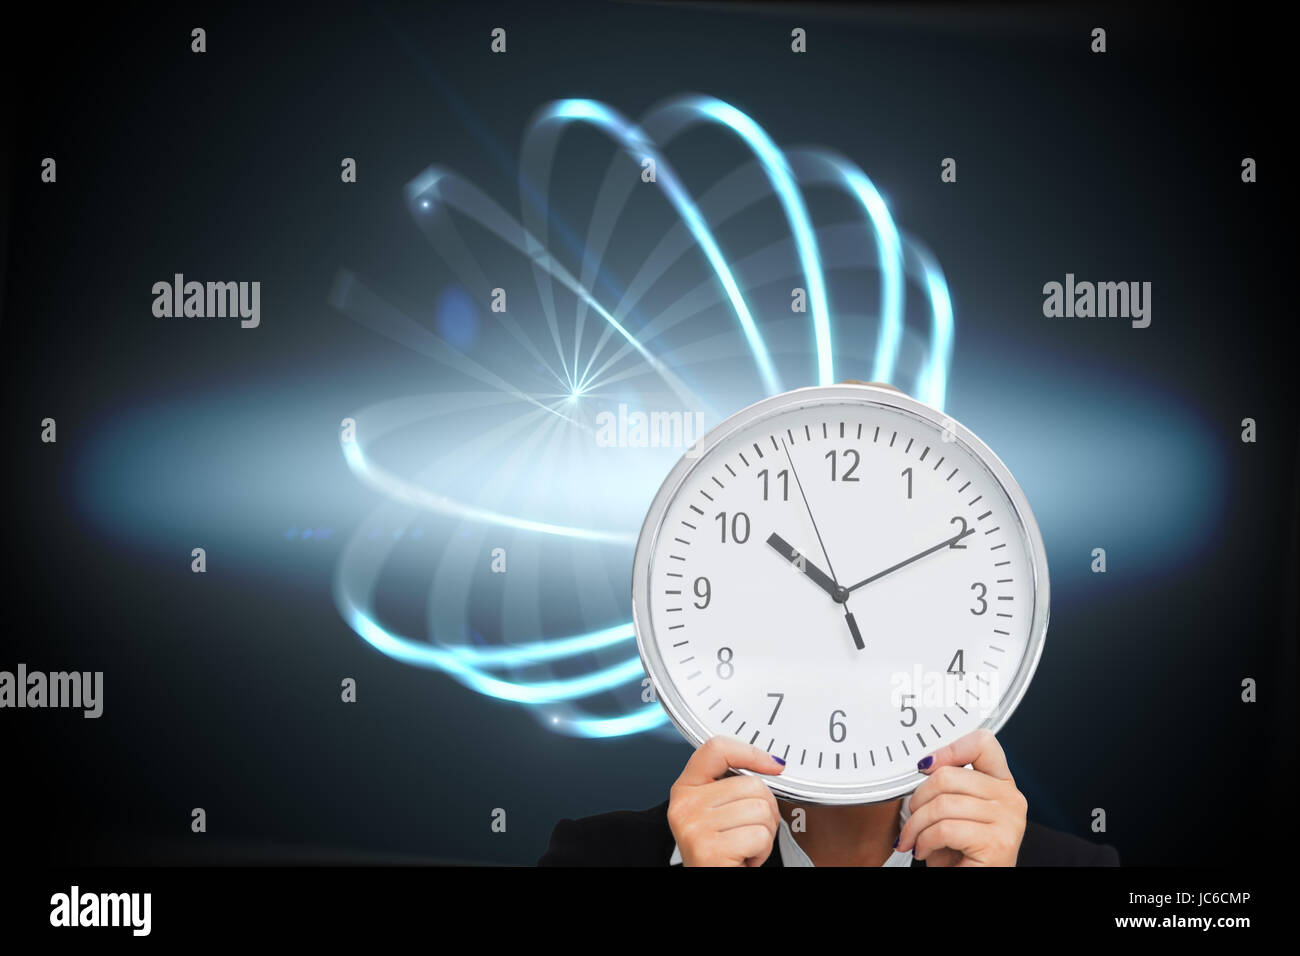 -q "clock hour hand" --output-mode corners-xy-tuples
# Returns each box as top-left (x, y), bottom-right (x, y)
(766, 532), (842, 601)
(843, 609), (865, 651)
(767, 532), (864, 651)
